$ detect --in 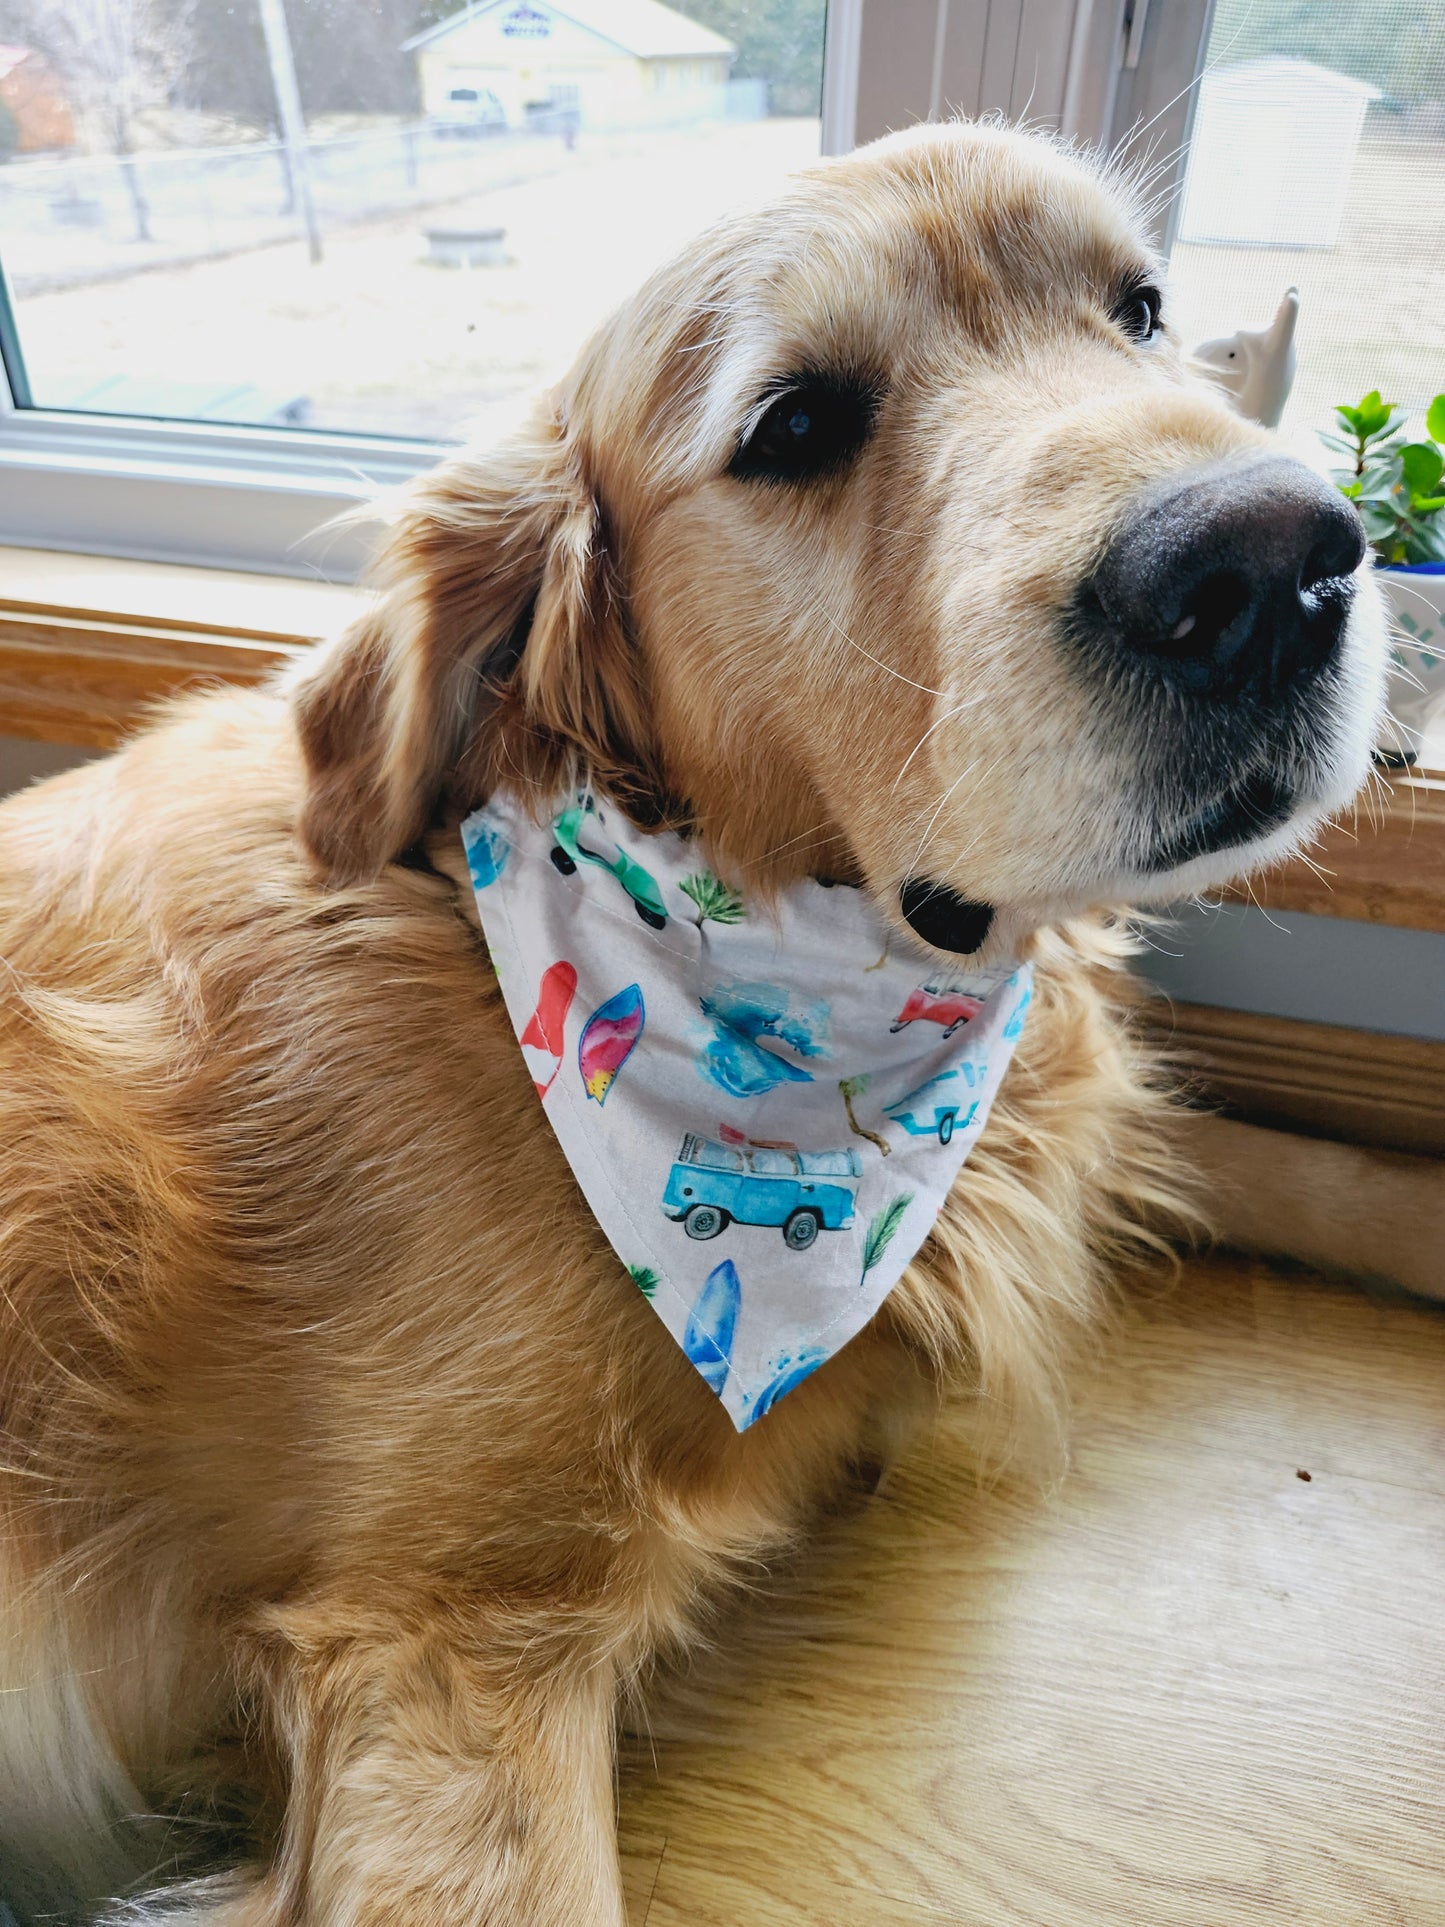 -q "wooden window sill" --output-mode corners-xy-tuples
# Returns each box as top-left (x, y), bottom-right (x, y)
(1, 544), (1442, 935)
(0, 546), (365, 749)
(1141, 999), (1445, 1158)
(1230, 767), (1445, 936)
